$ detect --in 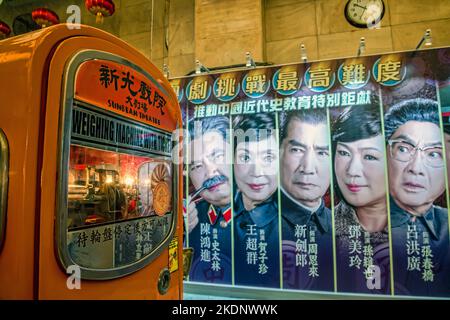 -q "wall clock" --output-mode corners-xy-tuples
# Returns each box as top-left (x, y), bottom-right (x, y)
(345, 0), (385, 28)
